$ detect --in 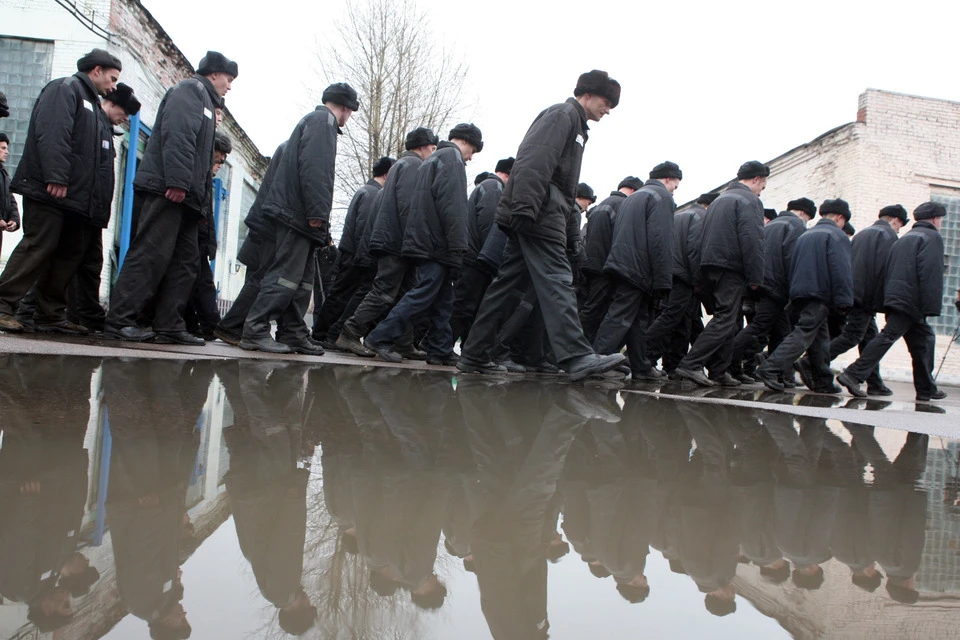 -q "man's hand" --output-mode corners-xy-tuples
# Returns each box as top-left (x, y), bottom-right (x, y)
(749, 285), (759, 291)
(165, 188), (187, 203)
(46, 183), (67, 199)
(0, 220), (10, 231)
(838, 305), (850, 315)
(307, 219), (326, 228)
